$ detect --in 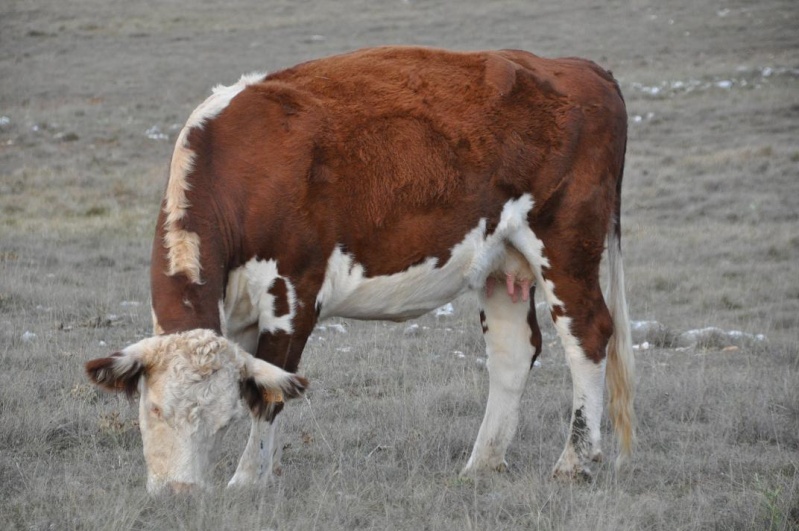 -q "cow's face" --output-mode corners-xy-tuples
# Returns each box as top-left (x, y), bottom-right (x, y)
(85, 329), (307, 494)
